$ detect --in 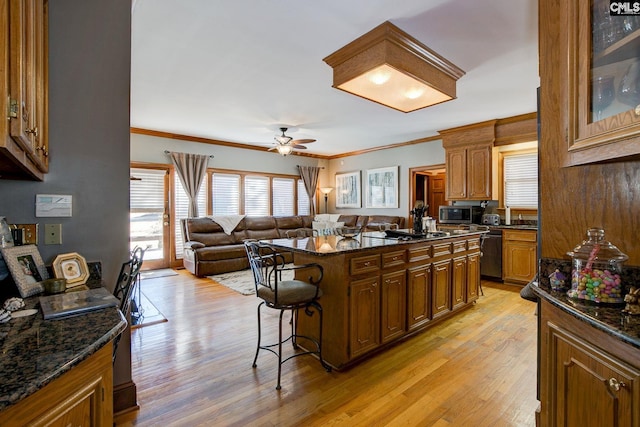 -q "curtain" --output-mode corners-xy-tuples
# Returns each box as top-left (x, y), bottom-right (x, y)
(170, 152), (209, 217)
(298, 166), (321, 216)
